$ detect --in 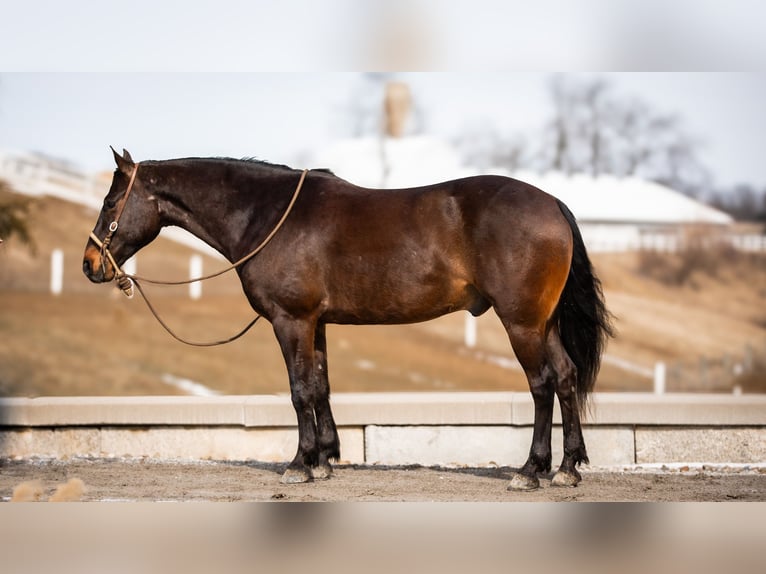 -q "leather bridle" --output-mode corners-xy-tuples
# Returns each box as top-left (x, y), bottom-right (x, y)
(89, 162), (141, 297)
